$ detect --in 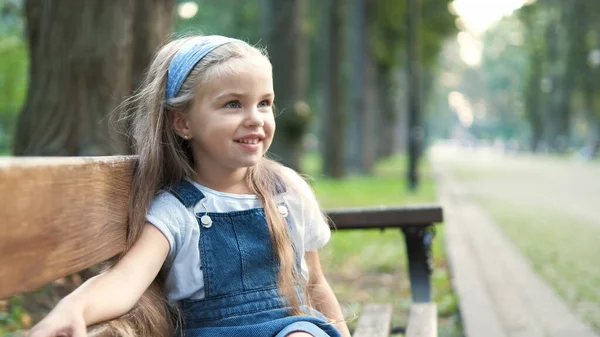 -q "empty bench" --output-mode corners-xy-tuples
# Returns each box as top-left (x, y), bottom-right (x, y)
(0, 156), (443, 337)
